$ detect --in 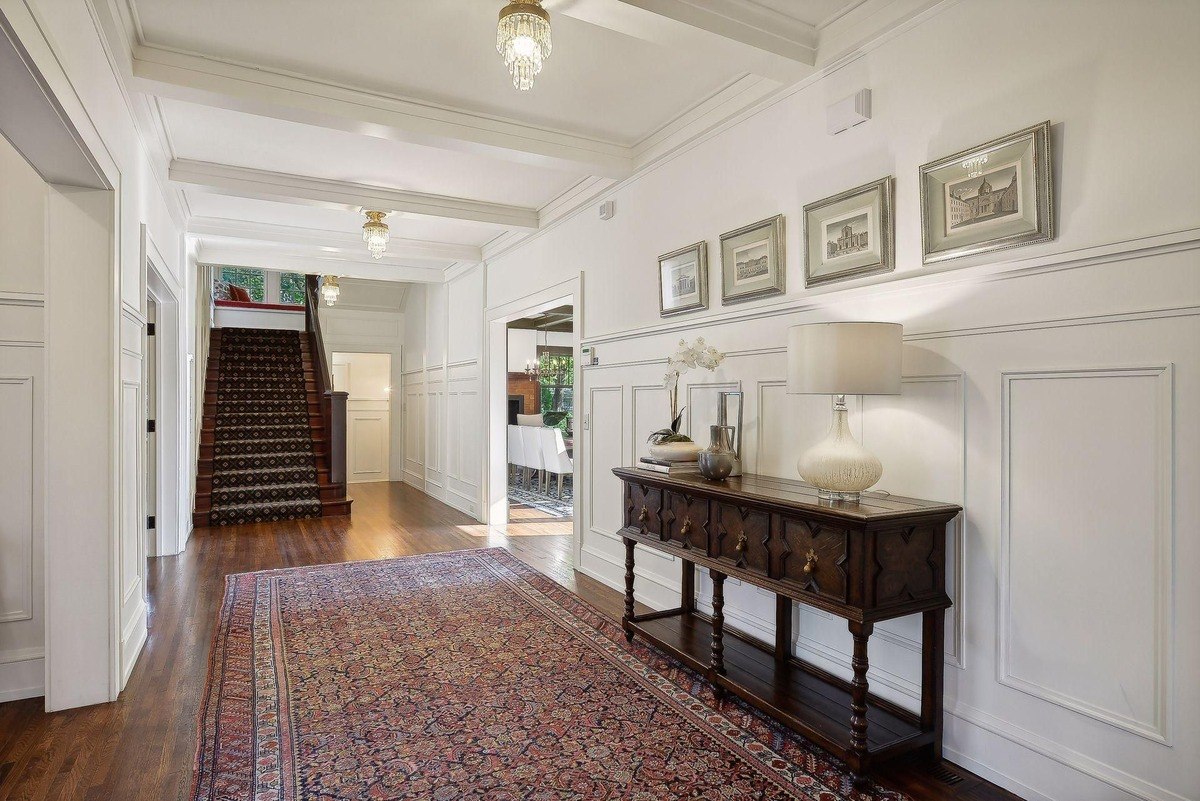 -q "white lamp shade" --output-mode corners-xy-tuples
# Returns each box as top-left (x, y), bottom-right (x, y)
(786, 322), (903, 396)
